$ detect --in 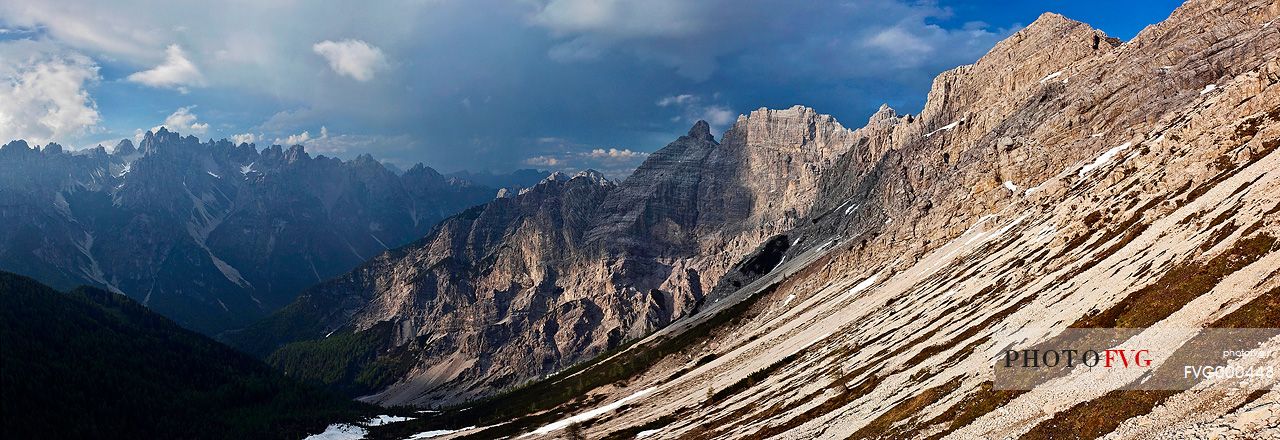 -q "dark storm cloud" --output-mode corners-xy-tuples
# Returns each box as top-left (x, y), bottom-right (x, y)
(1, 0), (1023, 174)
